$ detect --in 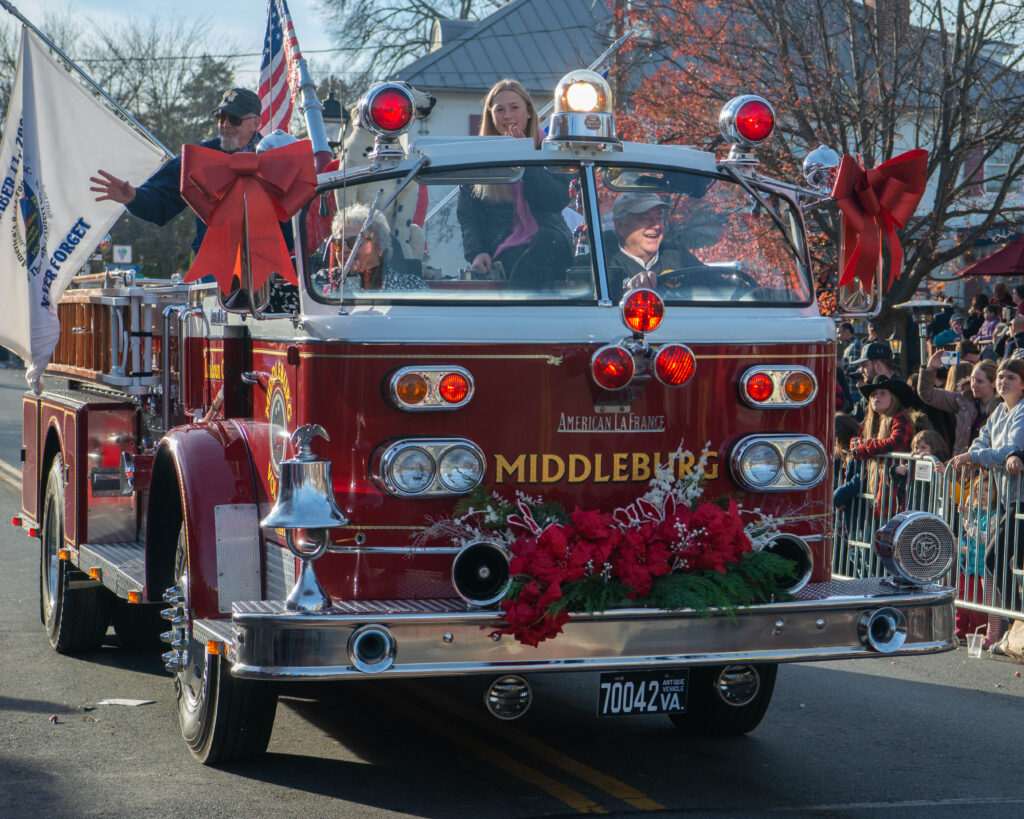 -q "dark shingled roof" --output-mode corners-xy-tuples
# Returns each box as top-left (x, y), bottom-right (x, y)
(396, 0), (613, 96)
